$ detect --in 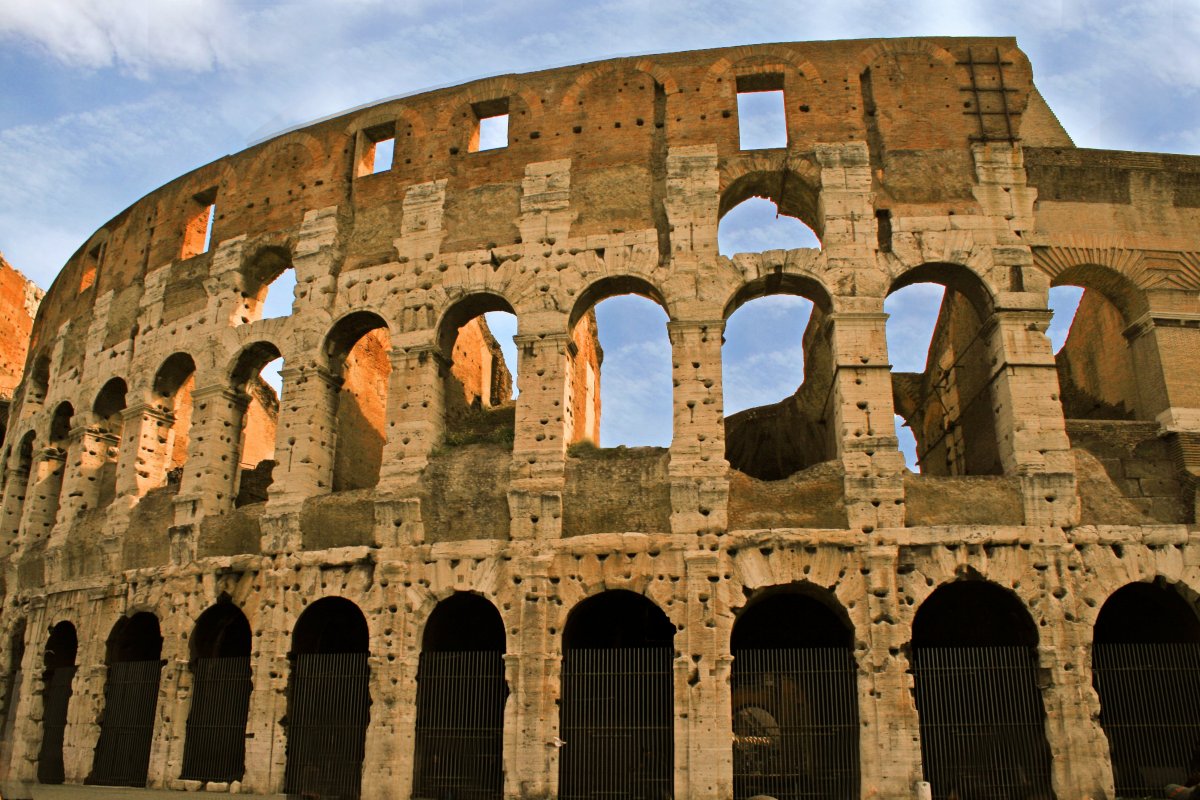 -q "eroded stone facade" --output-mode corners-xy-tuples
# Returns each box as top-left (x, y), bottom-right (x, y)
(0, 37), (1198, 800)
